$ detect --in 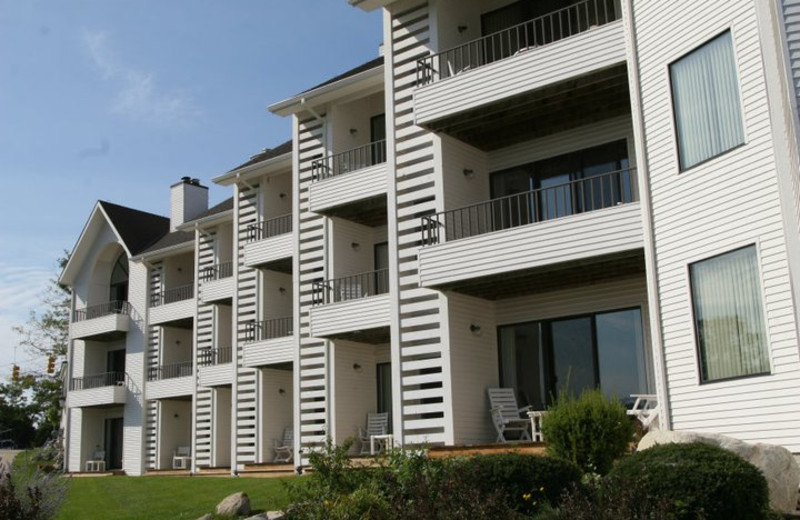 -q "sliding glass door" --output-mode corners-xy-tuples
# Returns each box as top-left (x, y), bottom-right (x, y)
(498, 308), (648, 408)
